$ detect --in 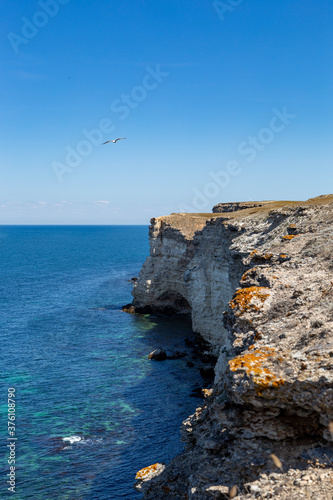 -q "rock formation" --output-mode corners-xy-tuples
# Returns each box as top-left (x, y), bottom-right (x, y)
(148, 348), (167, 361)
(133, 195), (333, 499)
(212, 201), (273, 213)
